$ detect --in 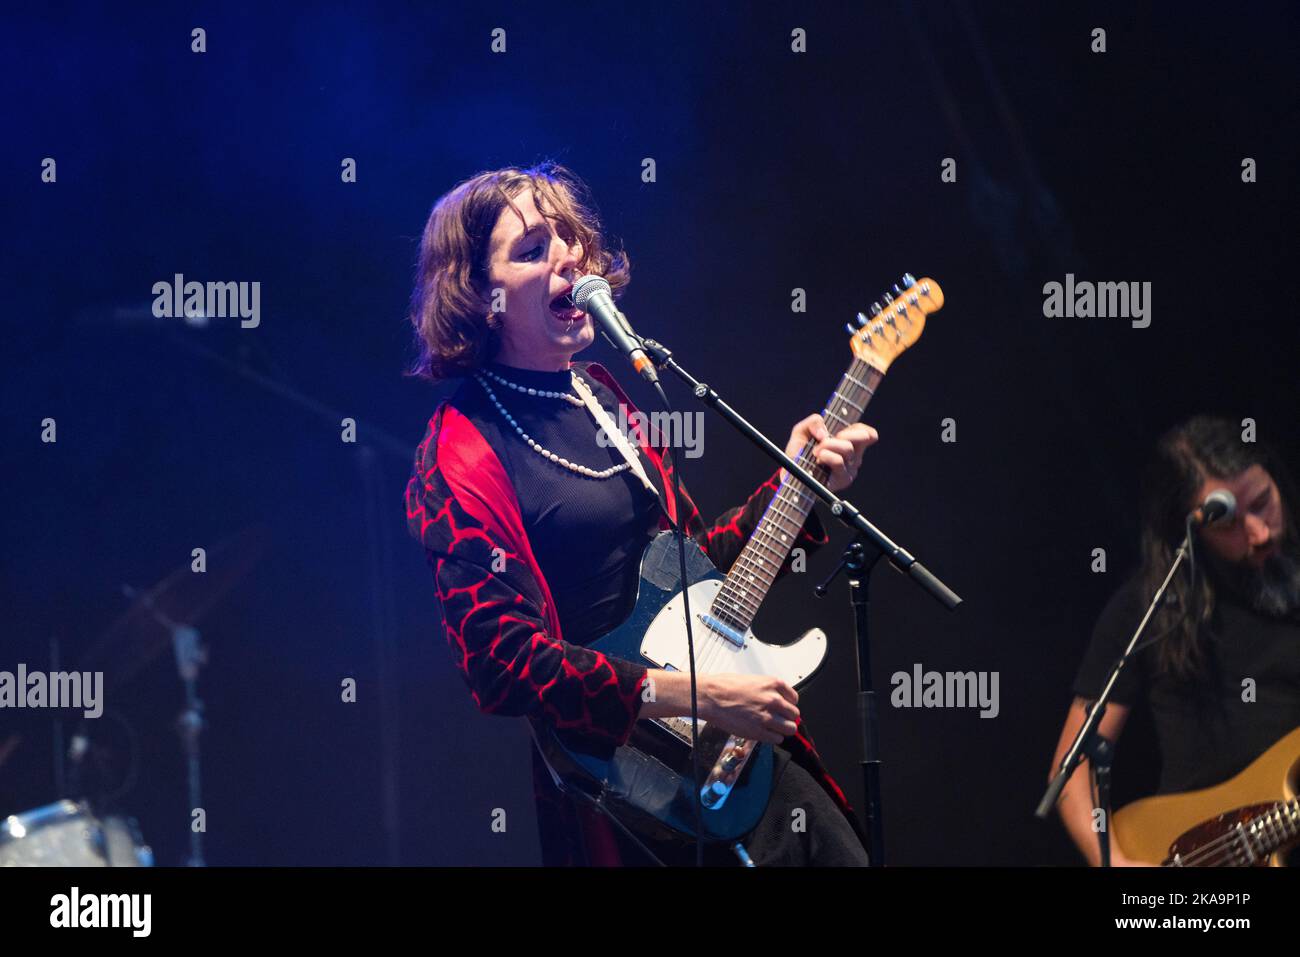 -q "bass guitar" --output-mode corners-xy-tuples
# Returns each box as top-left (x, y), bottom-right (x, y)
(1113, 726), (1300, 866)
